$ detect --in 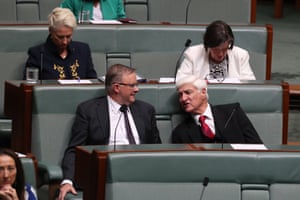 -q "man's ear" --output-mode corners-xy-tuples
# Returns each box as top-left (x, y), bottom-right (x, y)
(113, 83), (120, 94)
